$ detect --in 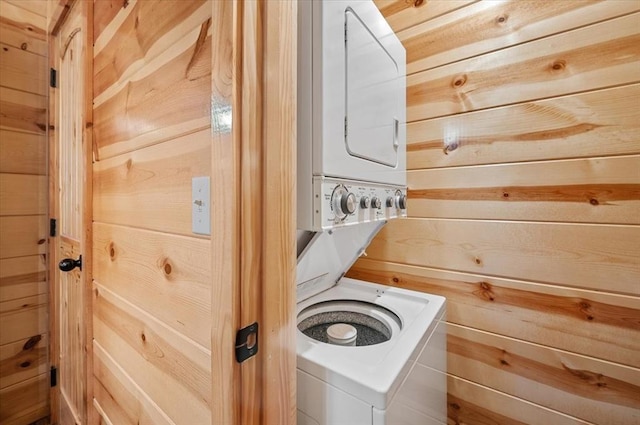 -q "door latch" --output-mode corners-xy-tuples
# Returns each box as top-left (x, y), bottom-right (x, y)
(235, 322), (258, 363)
